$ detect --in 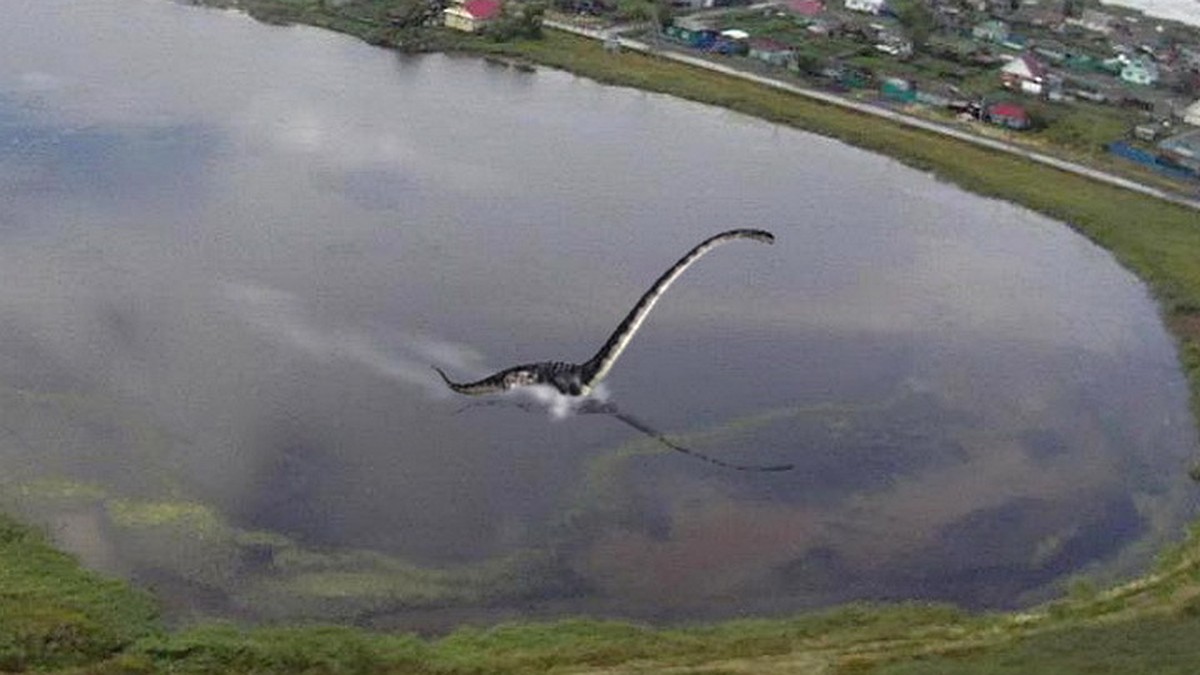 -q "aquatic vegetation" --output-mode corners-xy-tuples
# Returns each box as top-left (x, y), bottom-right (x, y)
(107, 499), (224, 532)
(9, 478), (106, 504)
(0, 477), (585, 624)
